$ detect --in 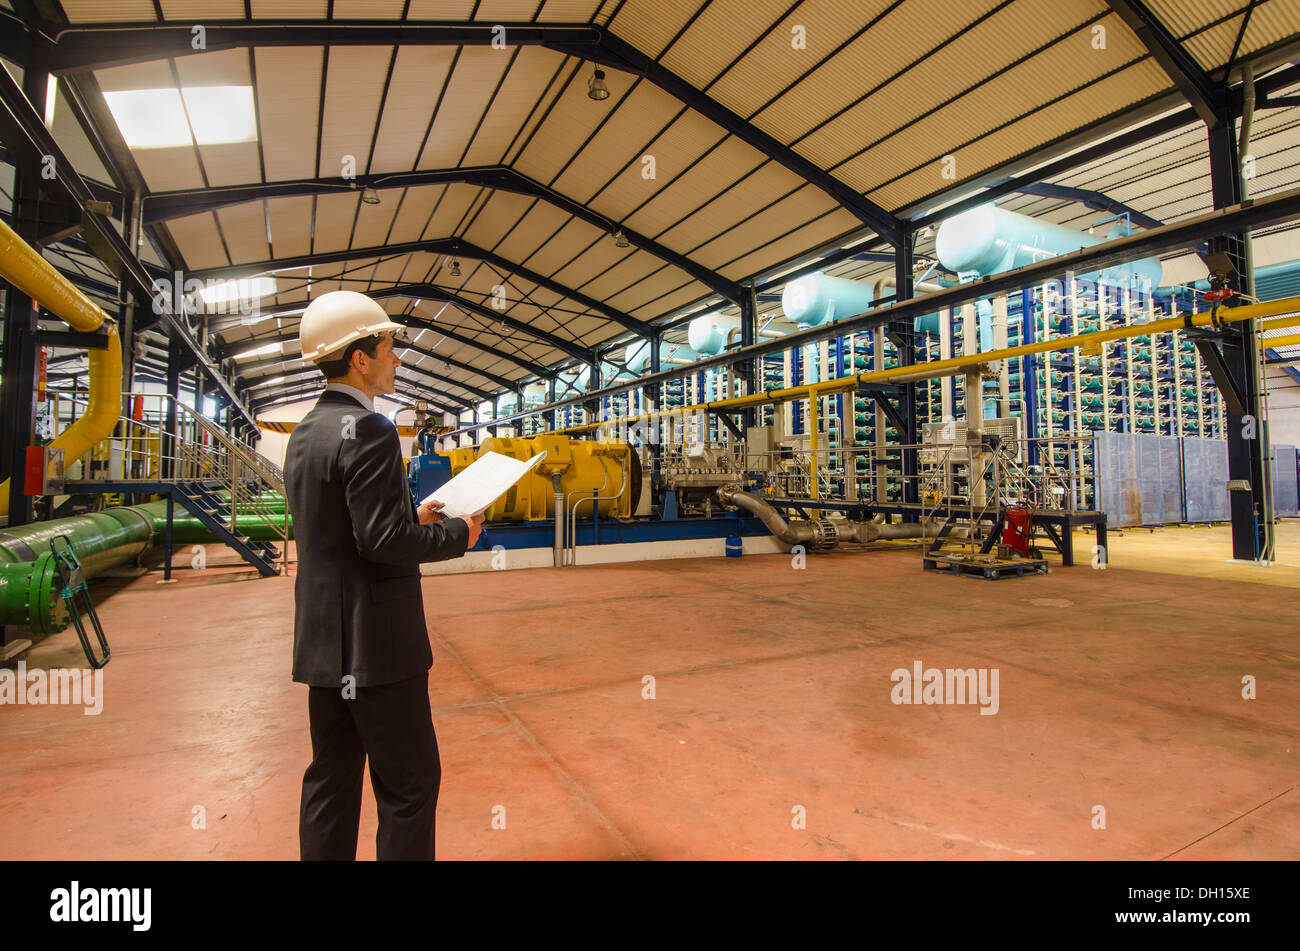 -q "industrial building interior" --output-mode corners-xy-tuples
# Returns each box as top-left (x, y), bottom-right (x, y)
(1, 0), (1299, 863)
